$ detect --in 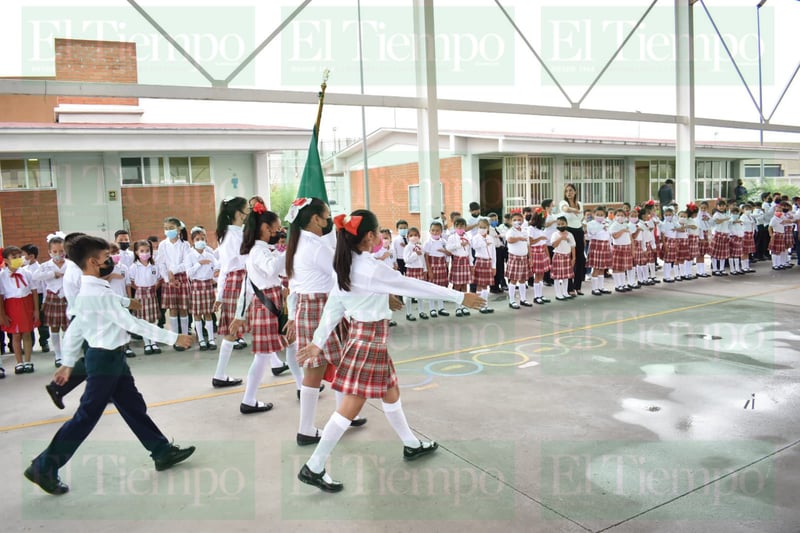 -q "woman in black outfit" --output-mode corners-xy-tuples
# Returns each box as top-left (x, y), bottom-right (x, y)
(558, 184), (586, 296)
